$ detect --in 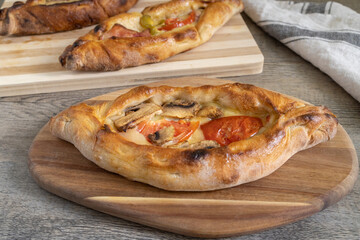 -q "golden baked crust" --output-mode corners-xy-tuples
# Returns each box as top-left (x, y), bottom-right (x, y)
(0, 0), (138, 36)
(59, 0), (244, 71)
(49, 81), (338, 191)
